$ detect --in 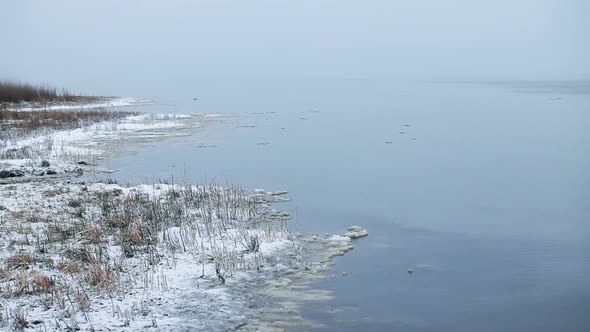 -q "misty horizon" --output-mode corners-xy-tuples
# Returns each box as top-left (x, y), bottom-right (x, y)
(2, 0), (588, 91)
